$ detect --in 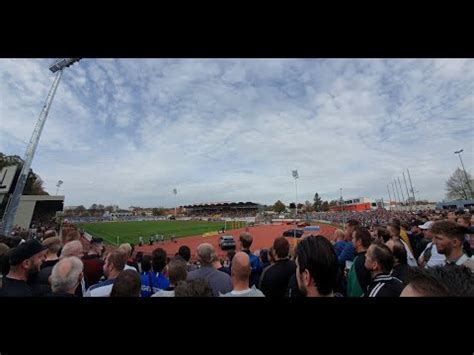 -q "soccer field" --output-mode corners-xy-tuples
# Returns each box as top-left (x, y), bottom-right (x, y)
(77, 220), (245, 245)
